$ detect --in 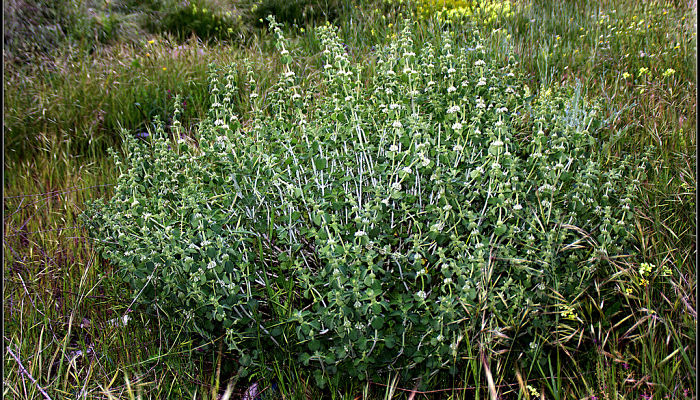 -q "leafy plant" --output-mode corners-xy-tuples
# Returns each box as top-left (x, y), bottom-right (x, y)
(82, 17), (644, 388)
(159, 0), (244, 42)
(248, 0), (346, 27)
